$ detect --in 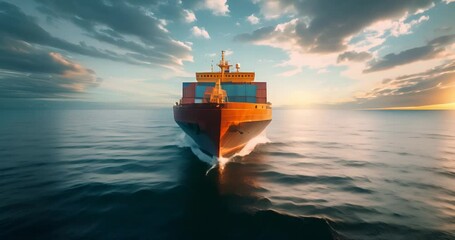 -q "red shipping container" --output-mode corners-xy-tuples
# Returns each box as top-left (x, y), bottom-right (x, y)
(256, 89), (267, 98)
(189, 83), (197, 97)
(182, 86), (187, 97)
(254, 82), (266, 90)
(183, 83), (196, 98)
(181, 97), (194, 104)
(256, 97), (267, 103)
